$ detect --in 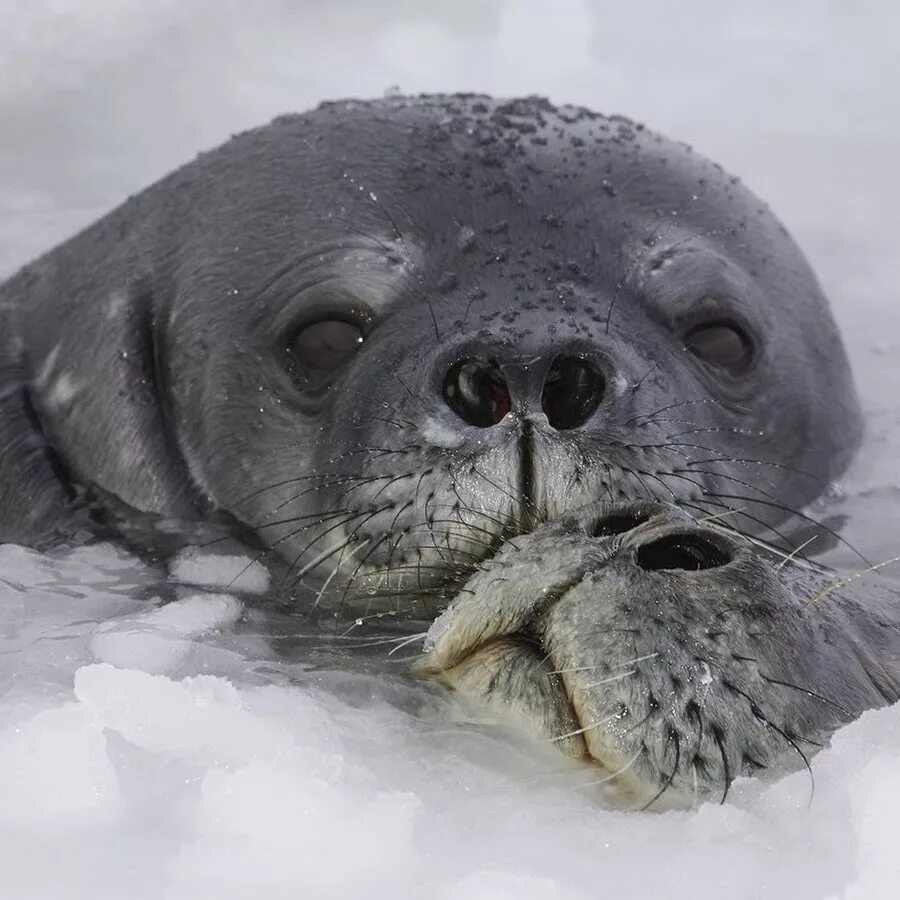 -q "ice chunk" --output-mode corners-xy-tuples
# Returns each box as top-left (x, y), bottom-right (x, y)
(90, 593), (243, 673)
(170, 550), (270, 594)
